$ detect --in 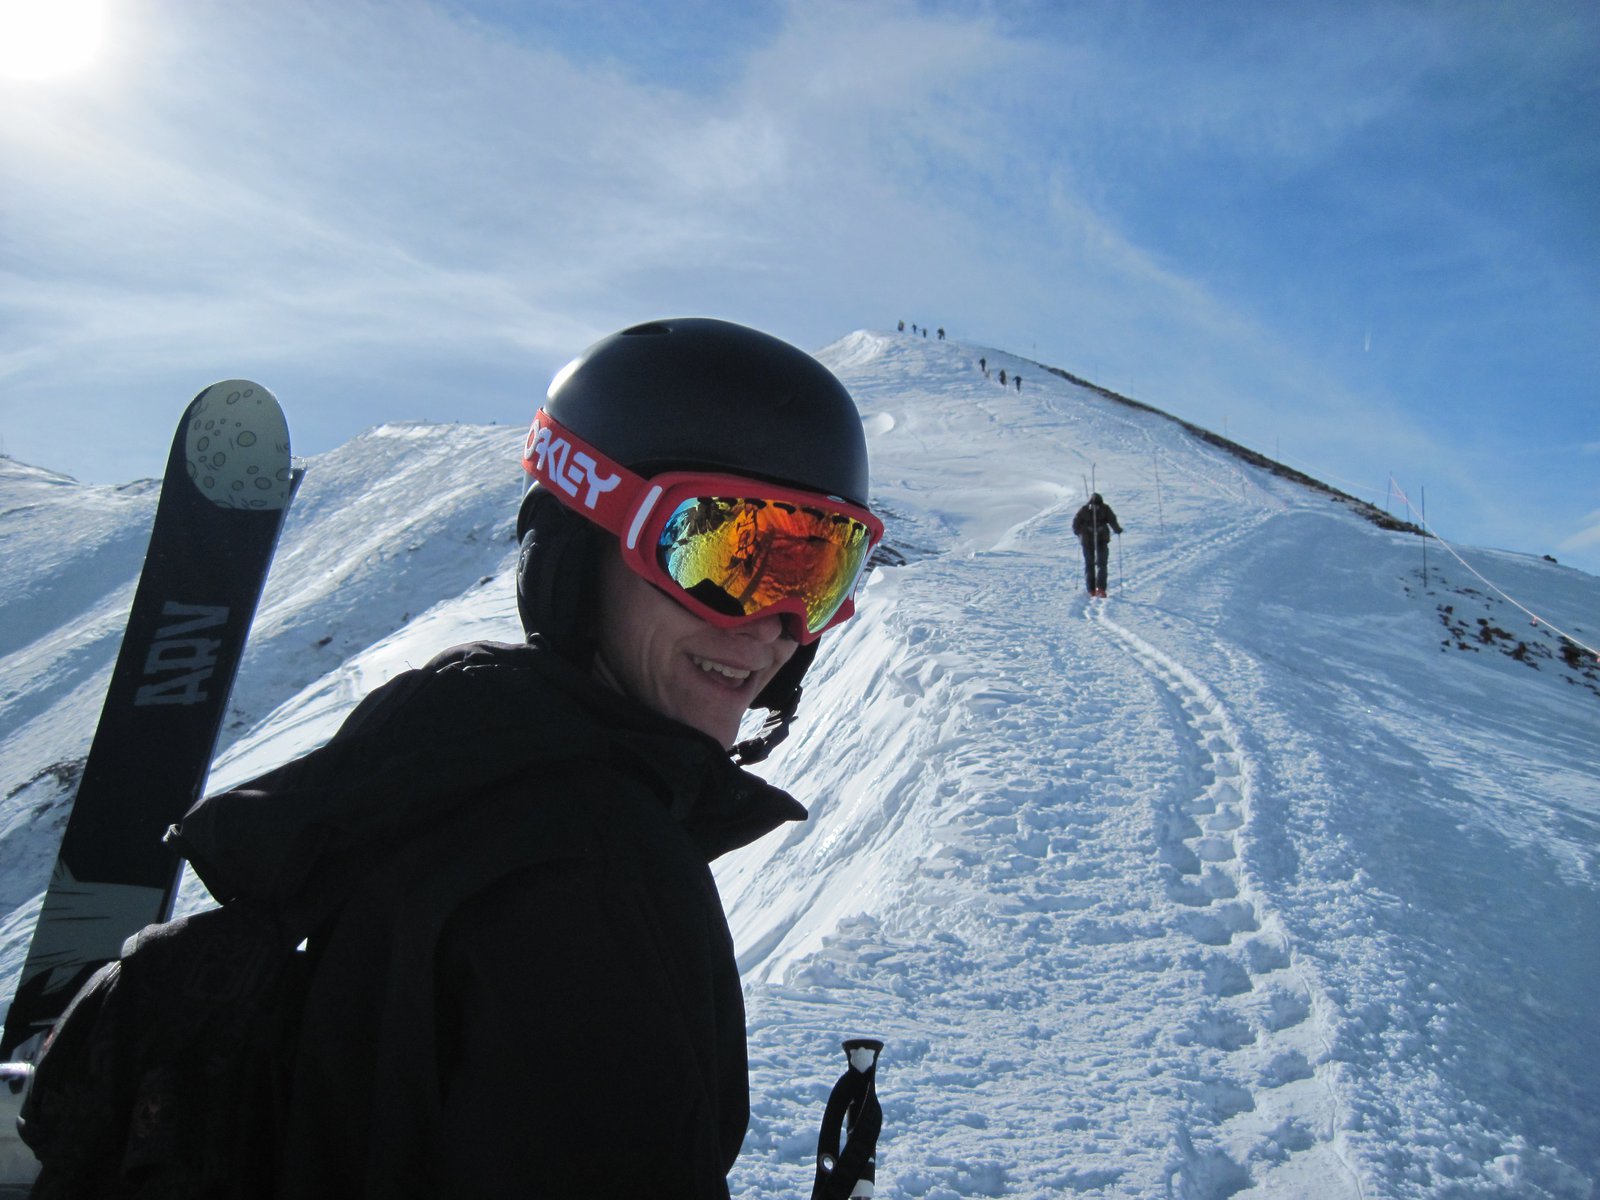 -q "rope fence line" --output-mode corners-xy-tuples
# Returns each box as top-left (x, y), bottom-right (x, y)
(1120, 432), (1598, 666)
(959, 344), (1597, 665)
(1386, 478), (1599, 664)
(1070, 444), (1597, 666)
